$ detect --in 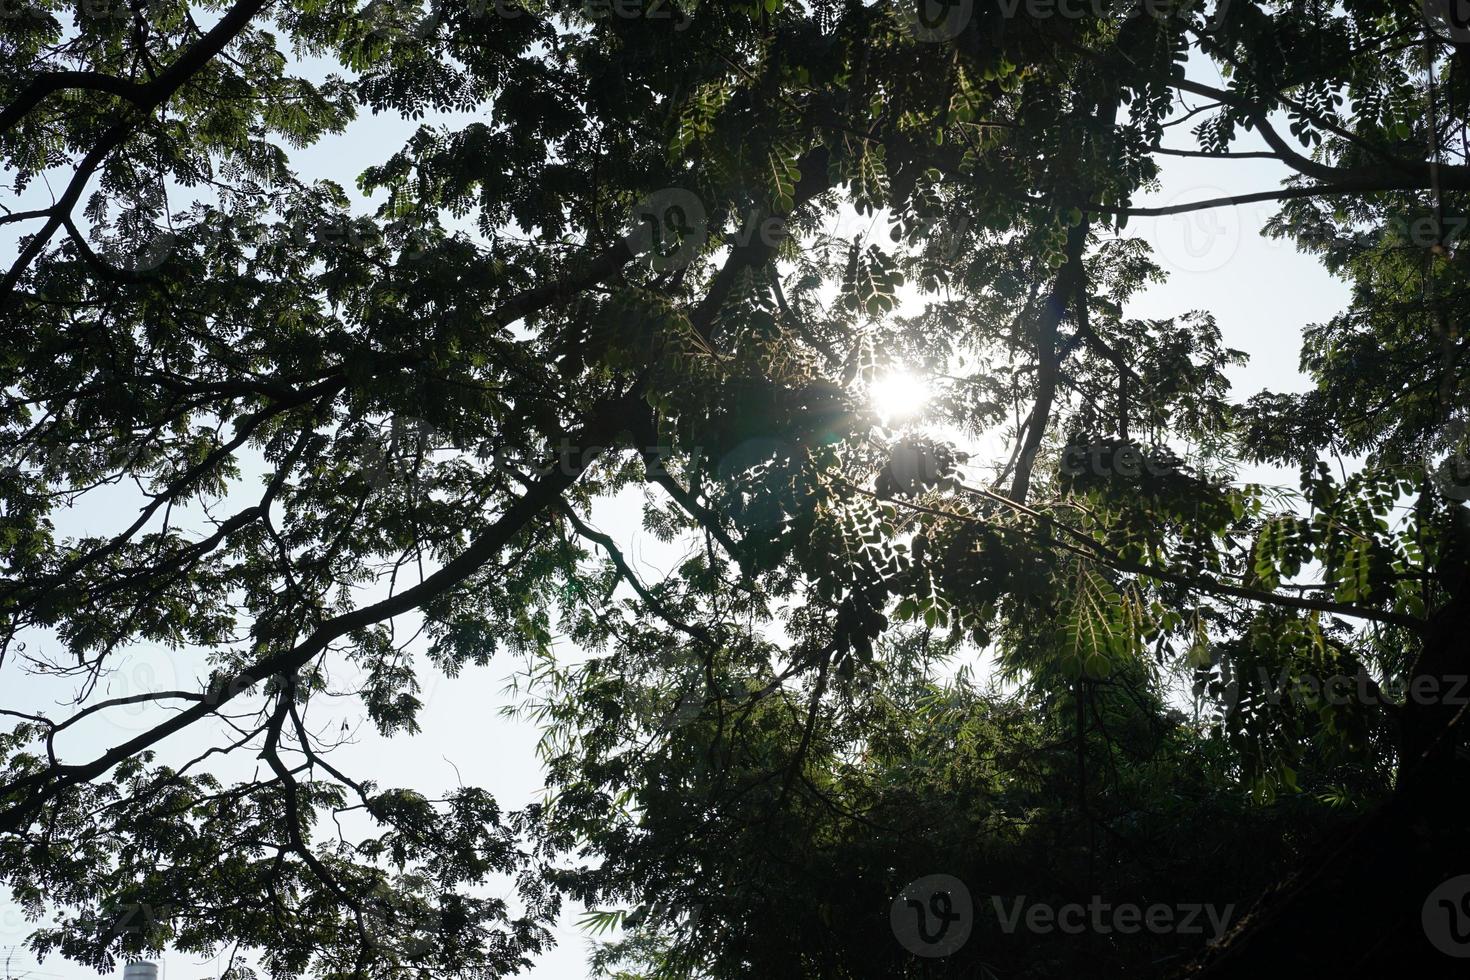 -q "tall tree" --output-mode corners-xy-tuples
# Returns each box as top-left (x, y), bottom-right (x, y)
(2, 0), (1467, 977)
